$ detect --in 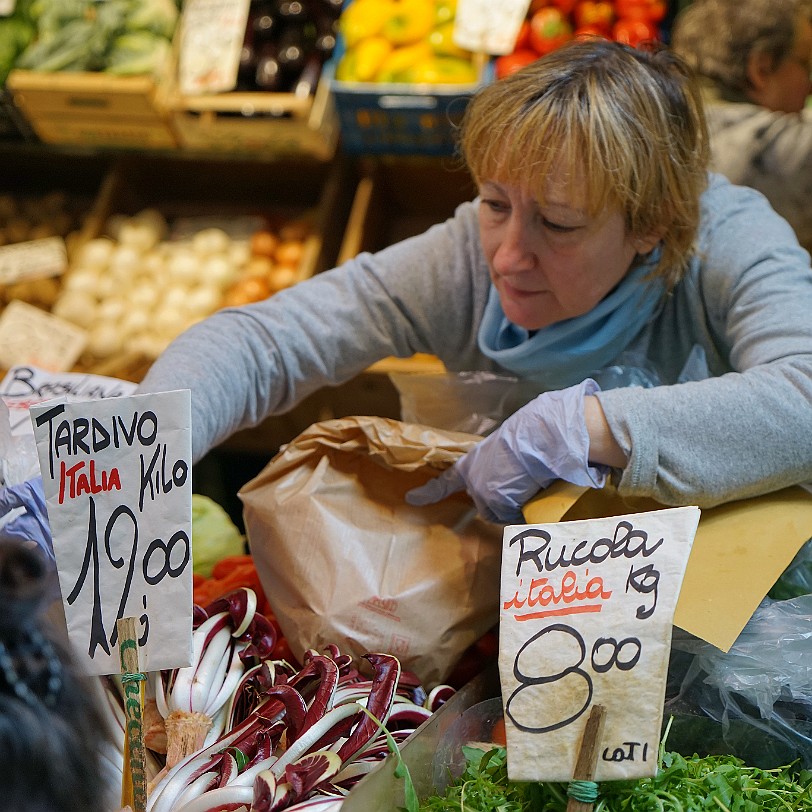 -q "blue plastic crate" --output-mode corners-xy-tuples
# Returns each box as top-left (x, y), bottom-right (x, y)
(325, 50), (492, 156)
